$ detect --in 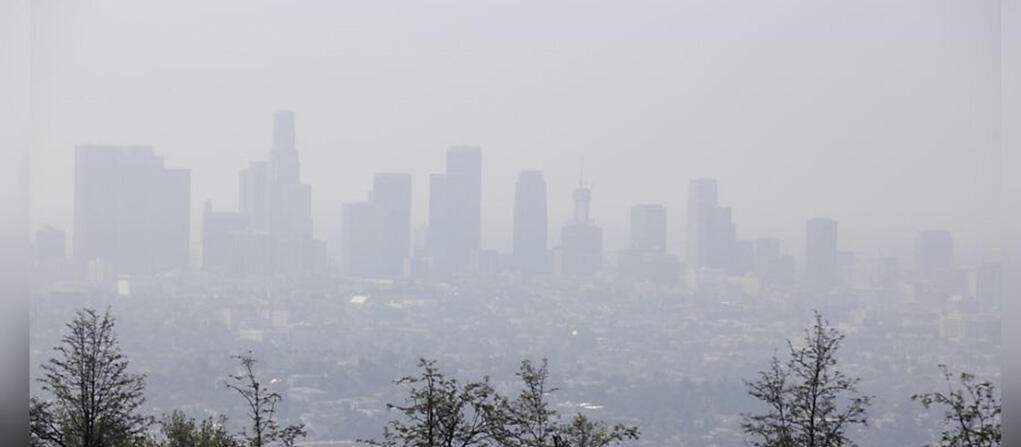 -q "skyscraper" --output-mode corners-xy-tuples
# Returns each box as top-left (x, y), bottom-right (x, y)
(630, 204), (667, 253)
(426, 146), (482, 275)
(685, 178), (737, 288)
(512, 170), (548, 275)
(805, 218), (838, 294)
(263, 111), (317, 273)
(372, 173), (412, 276)
(915, 230), (953, 282)
(559, 183), (602, 277)
(74, 145), (190, 276)
(239, 161), (268, 231)
(201, 200), (247, 273)
(685, 178), (718, 270)
(619, 204), (680, 284)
